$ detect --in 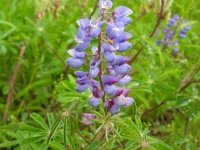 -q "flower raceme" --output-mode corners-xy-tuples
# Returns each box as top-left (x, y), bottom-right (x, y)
(66, 0), (134, 116)
(156, 14), (191, 54)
